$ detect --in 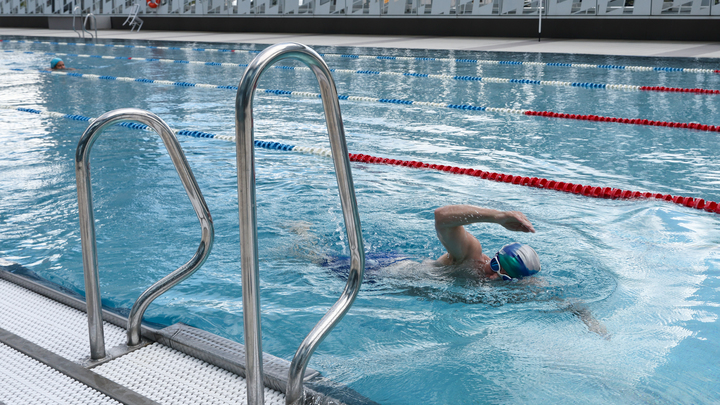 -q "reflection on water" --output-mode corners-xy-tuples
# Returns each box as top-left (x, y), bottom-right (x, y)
(1, 38), (719, 404)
